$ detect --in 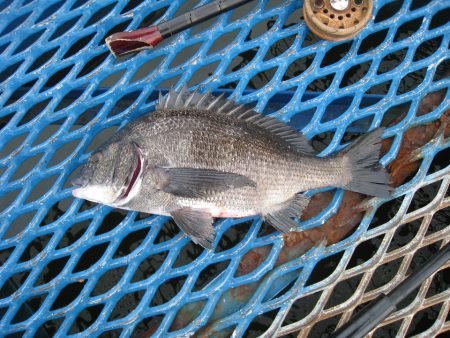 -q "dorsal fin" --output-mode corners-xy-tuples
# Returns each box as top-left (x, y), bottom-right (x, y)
(157, 87), (315, 154)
